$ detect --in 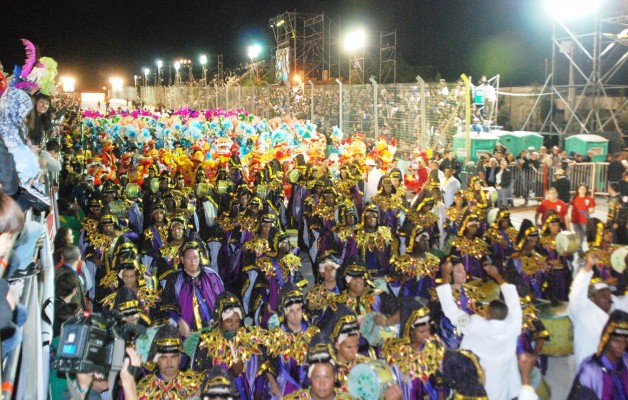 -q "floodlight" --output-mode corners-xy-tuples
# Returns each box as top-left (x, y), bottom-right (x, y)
(109, 77), (123, 91)
(143, 67), (150, 77)
(156, 59), (163, 69)
(545, 0), (601, 20)
(60, 76), (76, 92)
(174, 61), (180, 71)
(200, 55), (208, 65)
(344, 29), (367, 53)
(247, 44), (262, 59)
